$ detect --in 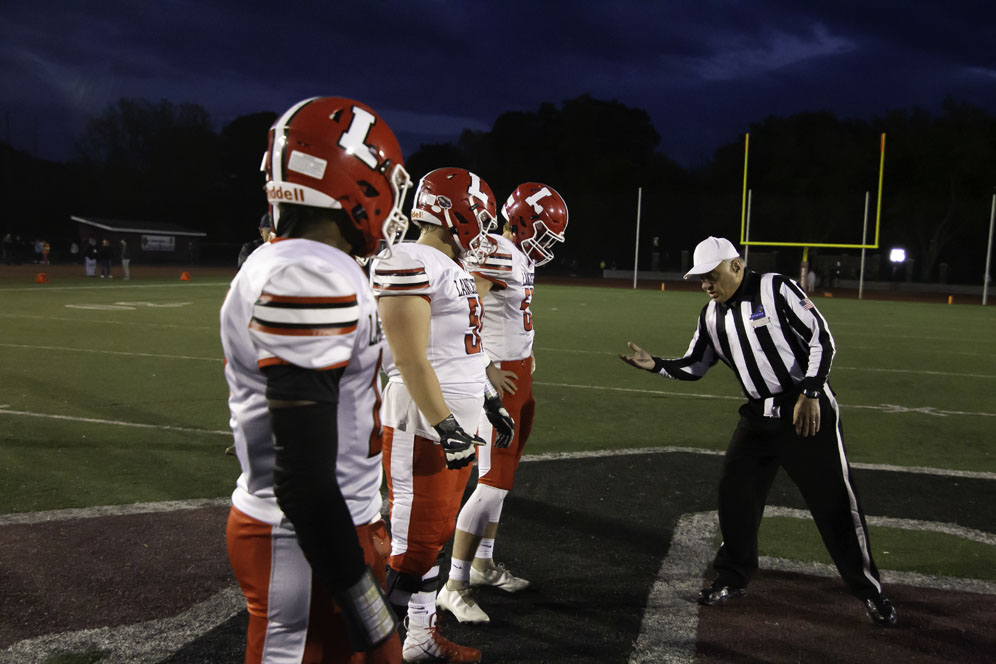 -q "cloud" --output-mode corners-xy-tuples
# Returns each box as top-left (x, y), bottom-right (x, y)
(687, 23), (857, 82)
